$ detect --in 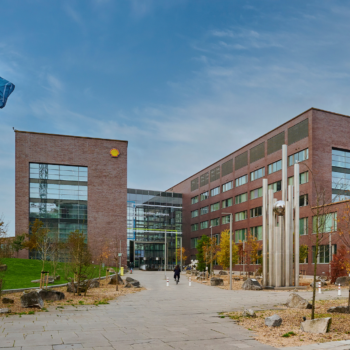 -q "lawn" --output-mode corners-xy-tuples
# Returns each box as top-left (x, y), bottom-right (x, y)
(1, 258), (110, 290)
